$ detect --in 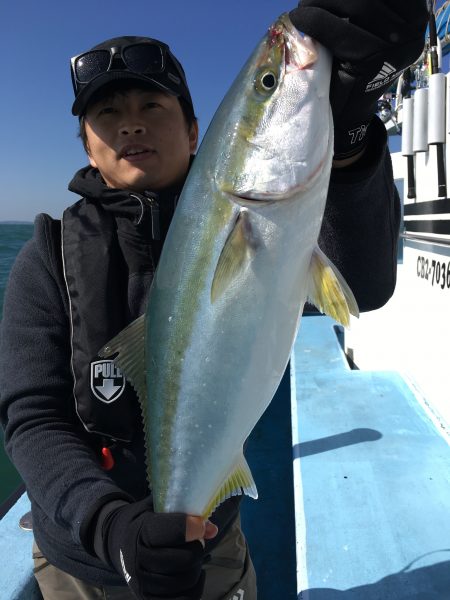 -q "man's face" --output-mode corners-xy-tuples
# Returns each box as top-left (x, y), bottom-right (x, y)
(84, 88), (198, 192)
